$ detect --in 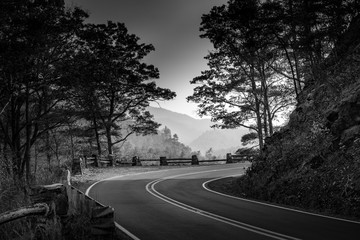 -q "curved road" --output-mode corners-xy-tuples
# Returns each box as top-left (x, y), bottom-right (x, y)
(87, 163), (360, 240)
